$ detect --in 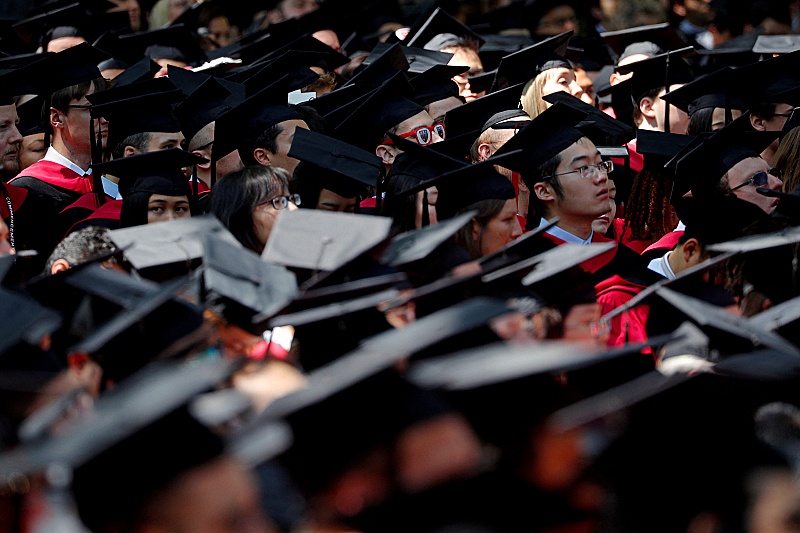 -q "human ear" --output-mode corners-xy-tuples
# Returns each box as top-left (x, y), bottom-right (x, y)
(533, 181), (556, 202)
(471, 217), (481, 244)
(477, 143), (494, 161)
(49, 107), (65, 130)
(375, 145), (396, 165)
(50, 258), (70, 274)
(750, 114), (767, 132)
(639, 97), (656, 119)
(253, 147), (272, 165)
(682, 238), (700, 263)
